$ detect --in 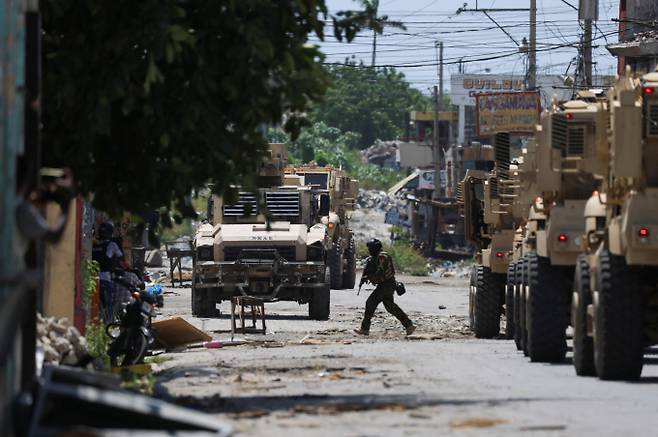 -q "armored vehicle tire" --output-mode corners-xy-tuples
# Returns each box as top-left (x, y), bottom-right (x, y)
(192, 287), (219, 318)
(468, 265), (477, 330)
(342, 237), (357, 290)
(525, 253), (568, 363)
(513, 258), (525, 351)
(593, 251), (644, 380)
(505, 262), (516, 339)
(309, 286), (330, 320)
(520, 258), (530, 356)
(473, 266), (502, 339)
(328, 239), (344, 289)
(572, 255), (595, 376)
